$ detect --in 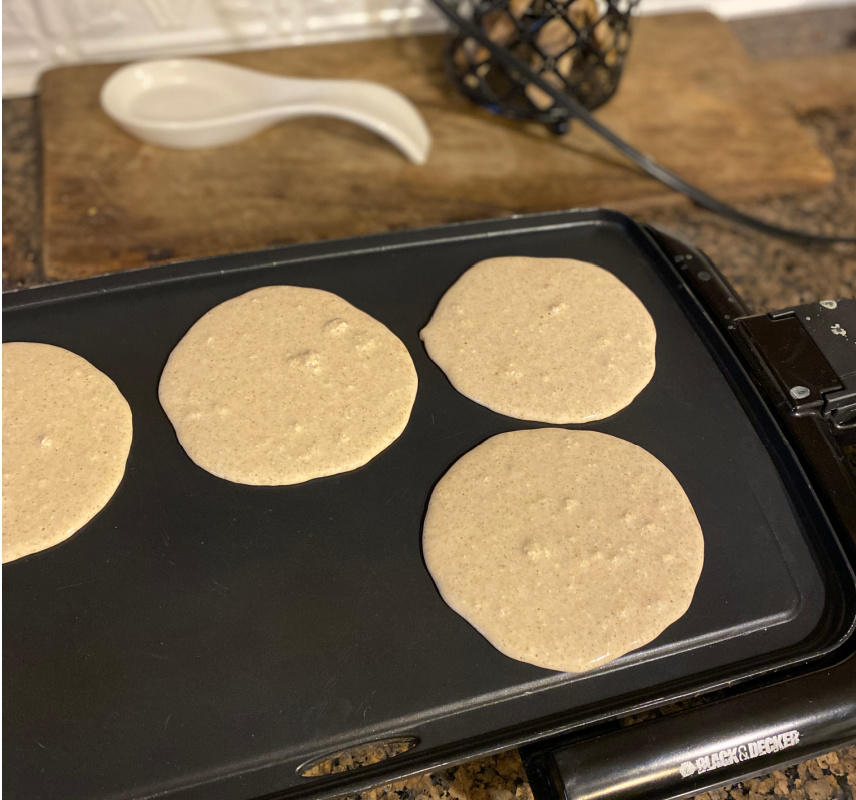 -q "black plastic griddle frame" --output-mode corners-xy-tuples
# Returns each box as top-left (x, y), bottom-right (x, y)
(521, 226), (856, 800)
(3, 210), (855, 800)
